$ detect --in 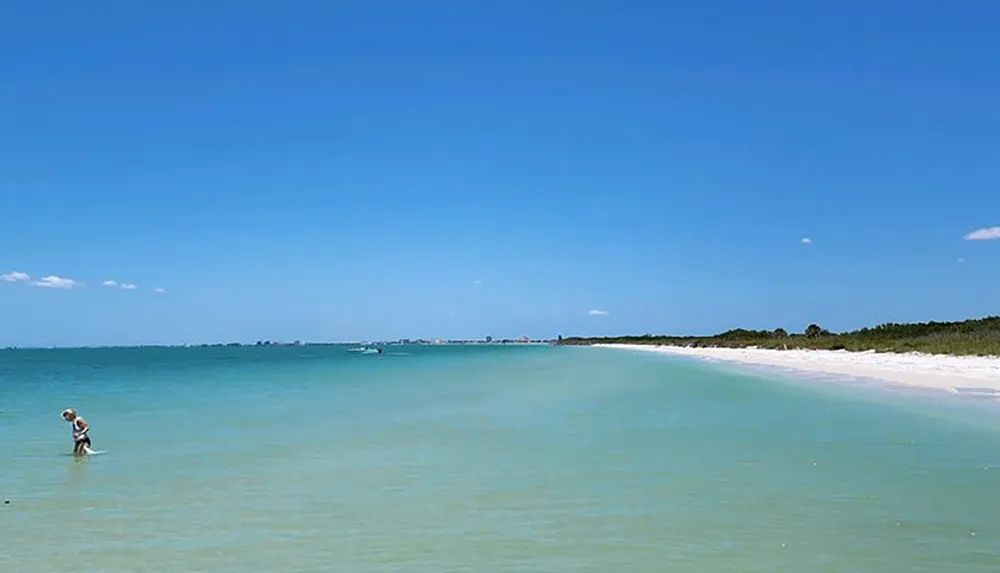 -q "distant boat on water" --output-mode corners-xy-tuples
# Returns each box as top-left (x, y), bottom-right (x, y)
(347, 346), (383, 355)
